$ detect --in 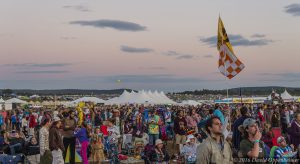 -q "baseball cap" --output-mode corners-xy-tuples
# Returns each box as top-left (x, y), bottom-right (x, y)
(242, 118), (257, 128)
(186, 135), (195, 143)
(277, 136), (285, 144)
